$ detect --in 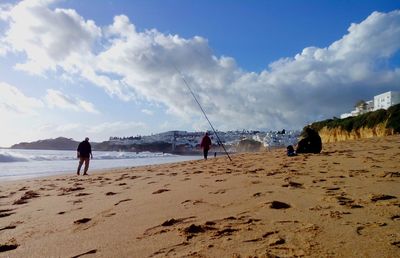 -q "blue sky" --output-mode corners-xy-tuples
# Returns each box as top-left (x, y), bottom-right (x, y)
(0, 0), (399, 147)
